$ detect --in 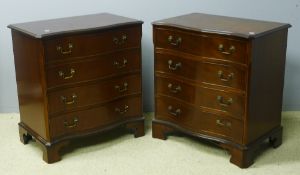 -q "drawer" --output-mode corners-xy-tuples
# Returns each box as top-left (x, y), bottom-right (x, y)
(155, 96), (243, 144)
(155, 52), (246, 90)
(44, 26), (141, 62)
(156, 76), (245, 119)
(47, 49), (141, 88)
(49, 96), (142, 139)
(48, 74), (141, 115)
(154, 27), (247, 64)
